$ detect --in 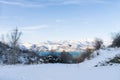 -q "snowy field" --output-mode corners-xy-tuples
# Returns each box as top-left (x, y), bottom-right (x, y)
(0, 48), (120, 80)
(0, 64), (119, 80)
